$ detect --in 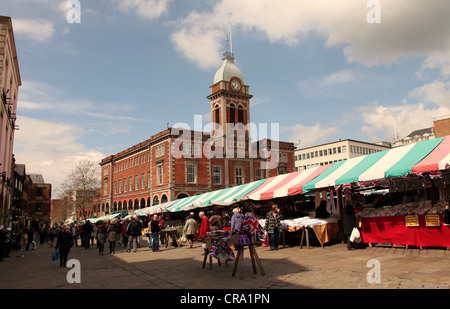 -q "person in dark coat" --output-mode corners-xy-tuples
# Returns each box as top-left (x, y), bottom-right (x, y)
(55, 226), (74, 267)
(96, 220), (107, 255)
(315, 200), (330, 219)
(343, 202), (357, 250)
(150, 215), (160, 252)
(82, 221), (93, 249)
